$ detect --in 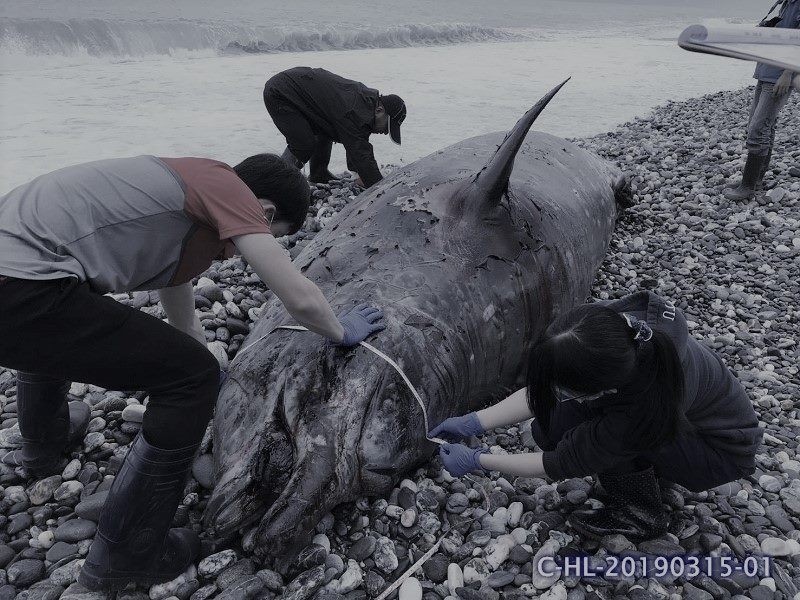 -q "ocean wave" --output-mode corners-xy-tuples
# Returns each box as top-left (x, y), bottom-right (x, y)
(223, 23), (520, 54)
(0, 18), (524, 57)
